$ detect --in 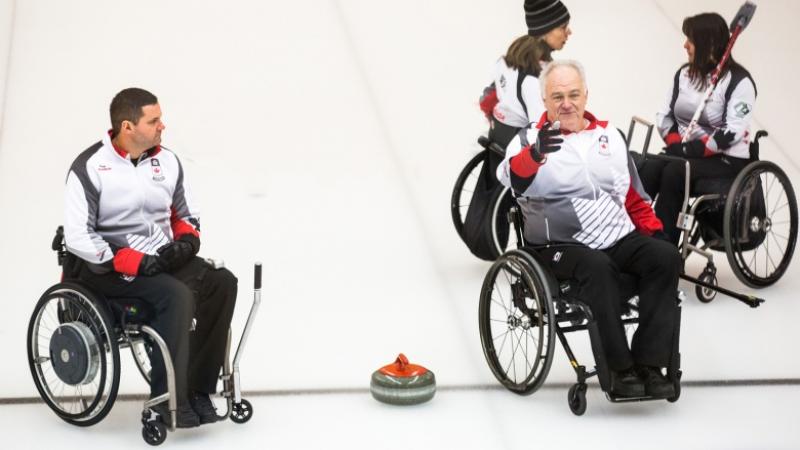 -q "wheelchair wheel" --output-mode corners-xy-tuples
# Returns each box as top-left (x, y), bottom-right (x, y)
(724, 161), (798, 287)
(479, 249), (556, 395)
(567, 383), (587, 416)
(230, 399), (253, 424)
(451, 150), (517, 258)
(451, 151), (486, 237)
(695, 266), (717, 303)
(142, 421), (167, 446)
(27, 282), (120, 426)
(490, 187), (518, 255)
